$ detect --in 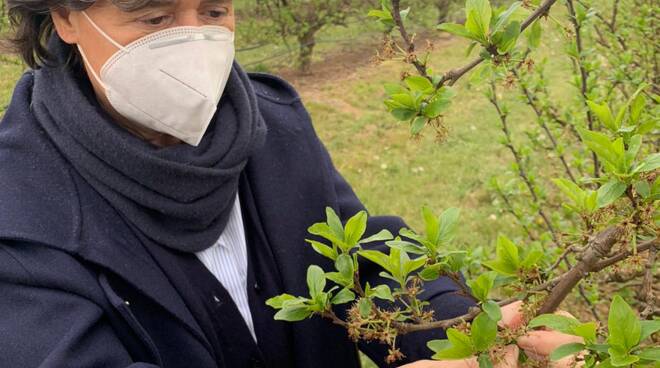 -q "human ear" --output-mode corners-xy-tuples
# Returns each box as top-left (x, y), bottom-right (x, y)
(50, 7), (80, 44)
